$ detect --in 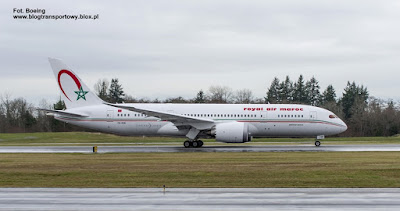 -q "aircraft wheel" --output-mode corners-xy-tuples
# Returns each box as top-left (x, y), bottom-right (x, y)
(192, 141), (199, 148)
(184, 141), (191, 148)
(198, 140), (204, 147)
(315, 140), (321, 147)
